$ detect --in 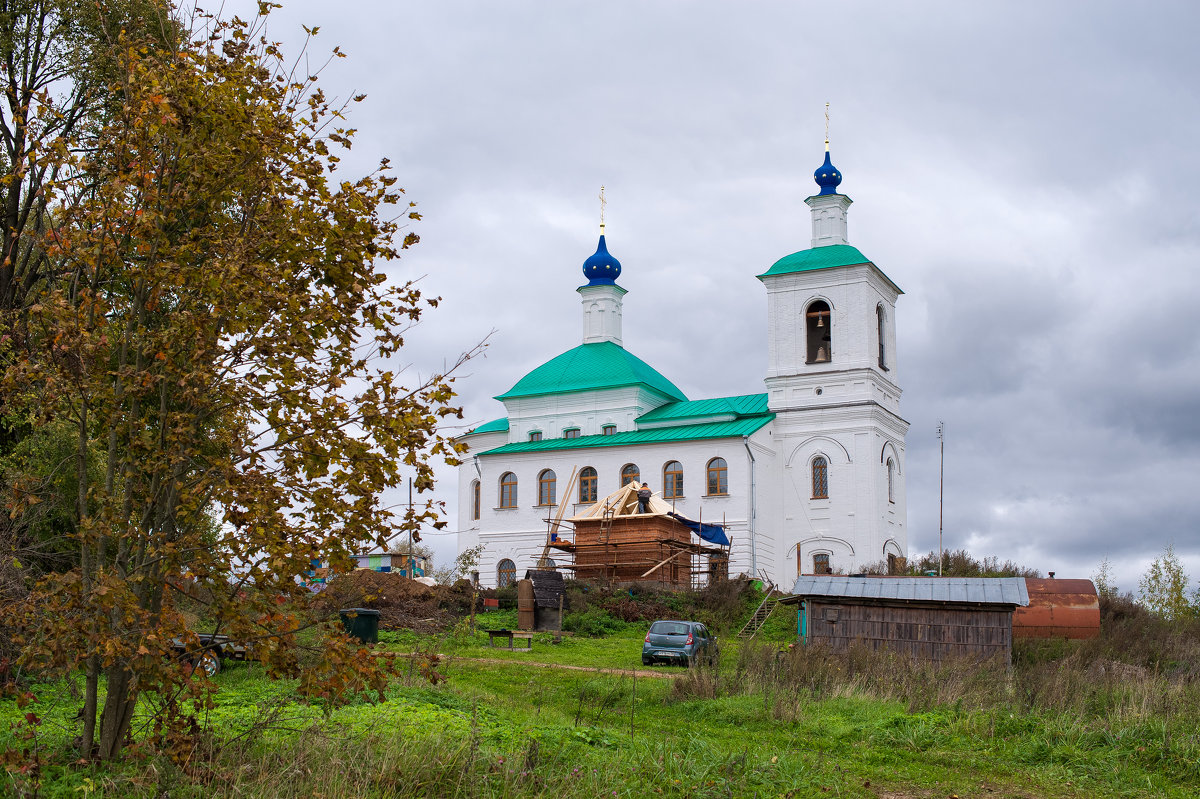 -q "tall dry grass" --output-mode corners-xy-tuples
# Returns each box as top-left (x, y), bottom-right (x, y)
(669, 590), (1200, 786)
